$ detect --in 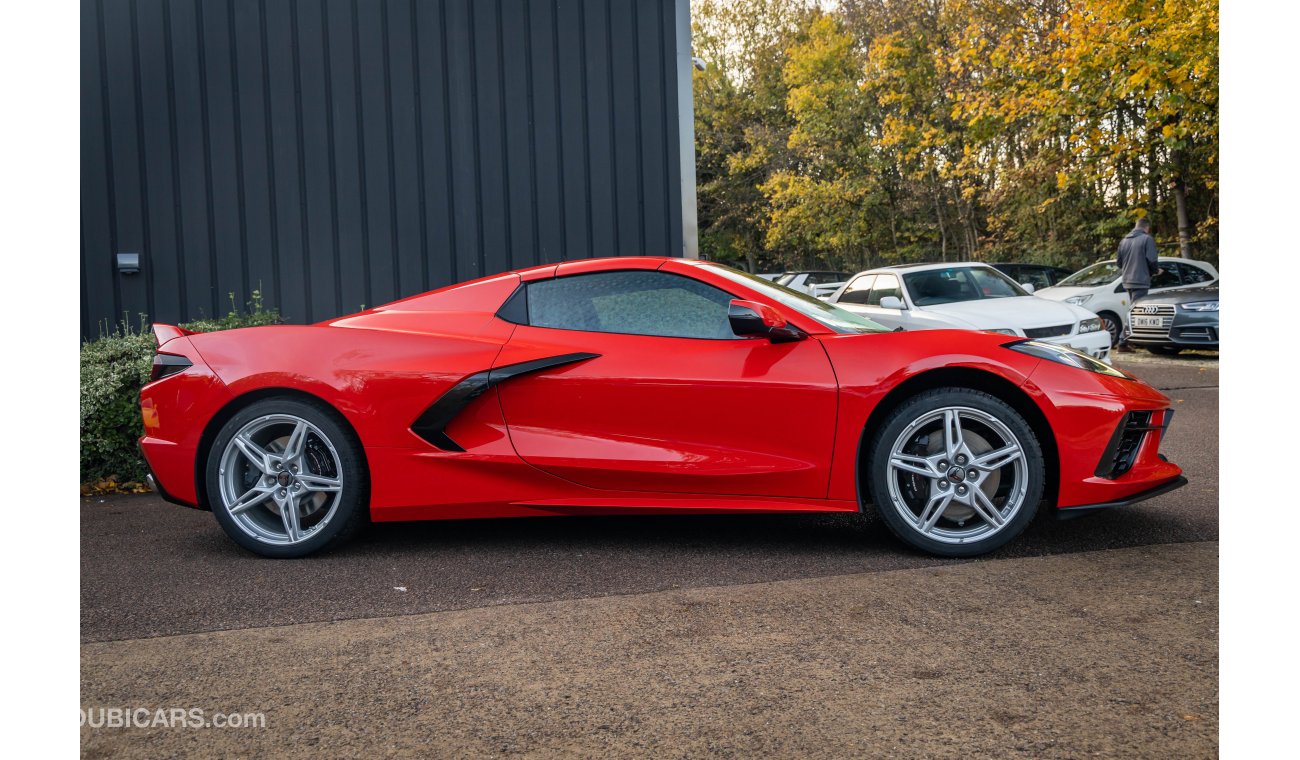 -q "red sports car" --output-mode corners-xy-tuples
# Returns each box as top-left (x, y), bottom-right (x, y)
(139, 257), (1185, 558)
